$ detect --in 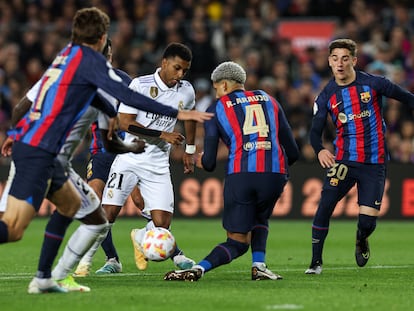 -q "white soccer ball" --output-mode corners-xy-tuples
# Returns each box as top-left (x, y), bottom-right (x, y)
(141, 227), (176, 261)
